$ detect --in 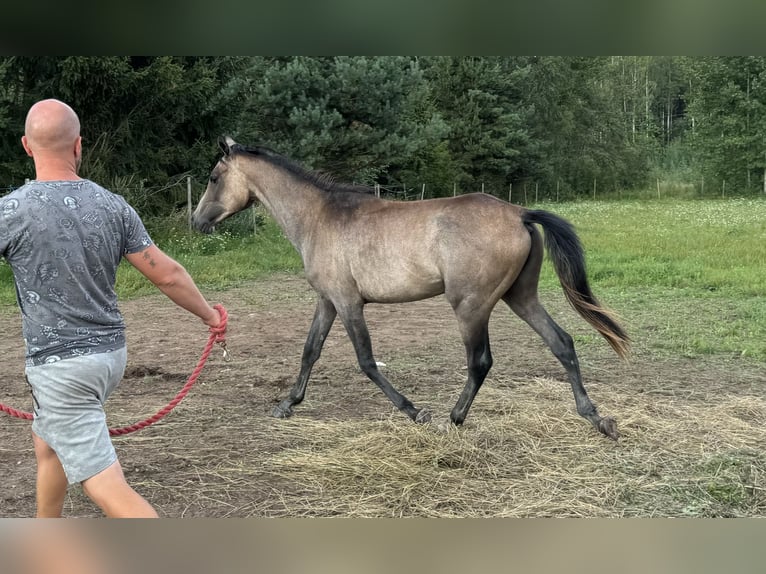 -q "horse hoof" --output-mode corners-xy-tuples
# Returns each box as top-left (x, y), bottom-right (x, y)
(272, 404), (293, 419)
(436, 418), (456, 433)
(598, 417), (619, 441)
(415, 409), (432, 424)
